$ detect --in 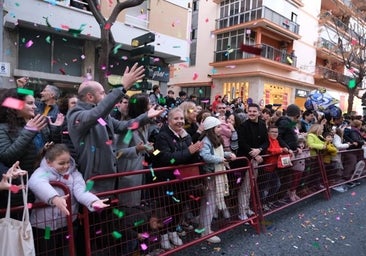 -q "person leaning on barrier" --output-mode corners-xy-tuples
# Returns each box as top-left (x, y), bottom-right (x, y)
(150, 107), (203, 250)
(235, 103), (269, 220)
(67, 63), (164, 193)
